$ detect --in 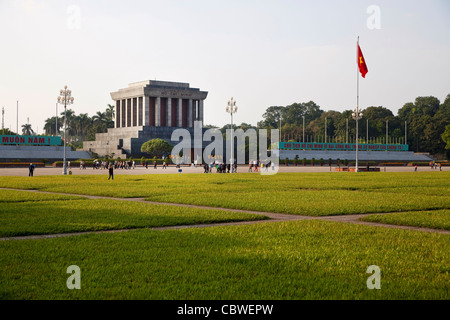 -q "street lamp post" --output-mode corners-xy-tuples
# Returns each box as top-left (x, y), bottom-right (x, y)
(57, 86), (74, 175)
(226, 97), (238, 172)
(352, 107), (363, 172)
